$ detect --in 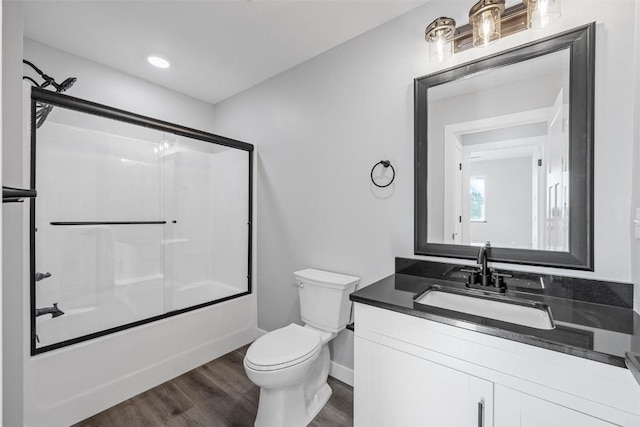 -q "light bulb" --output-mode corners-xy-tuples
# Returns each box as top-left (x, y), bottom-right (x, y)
(480, 12), (495, 42)
(437, 39), (445, 62)
(435, 31), (447, 62)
